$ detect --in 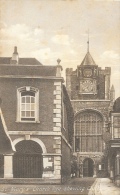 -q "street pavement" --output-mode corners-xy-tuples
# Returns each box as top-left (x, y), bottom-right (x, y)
(0, 178), (119, 195)
(89, 178), (120, 195)
(0, 177), (95, 195)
